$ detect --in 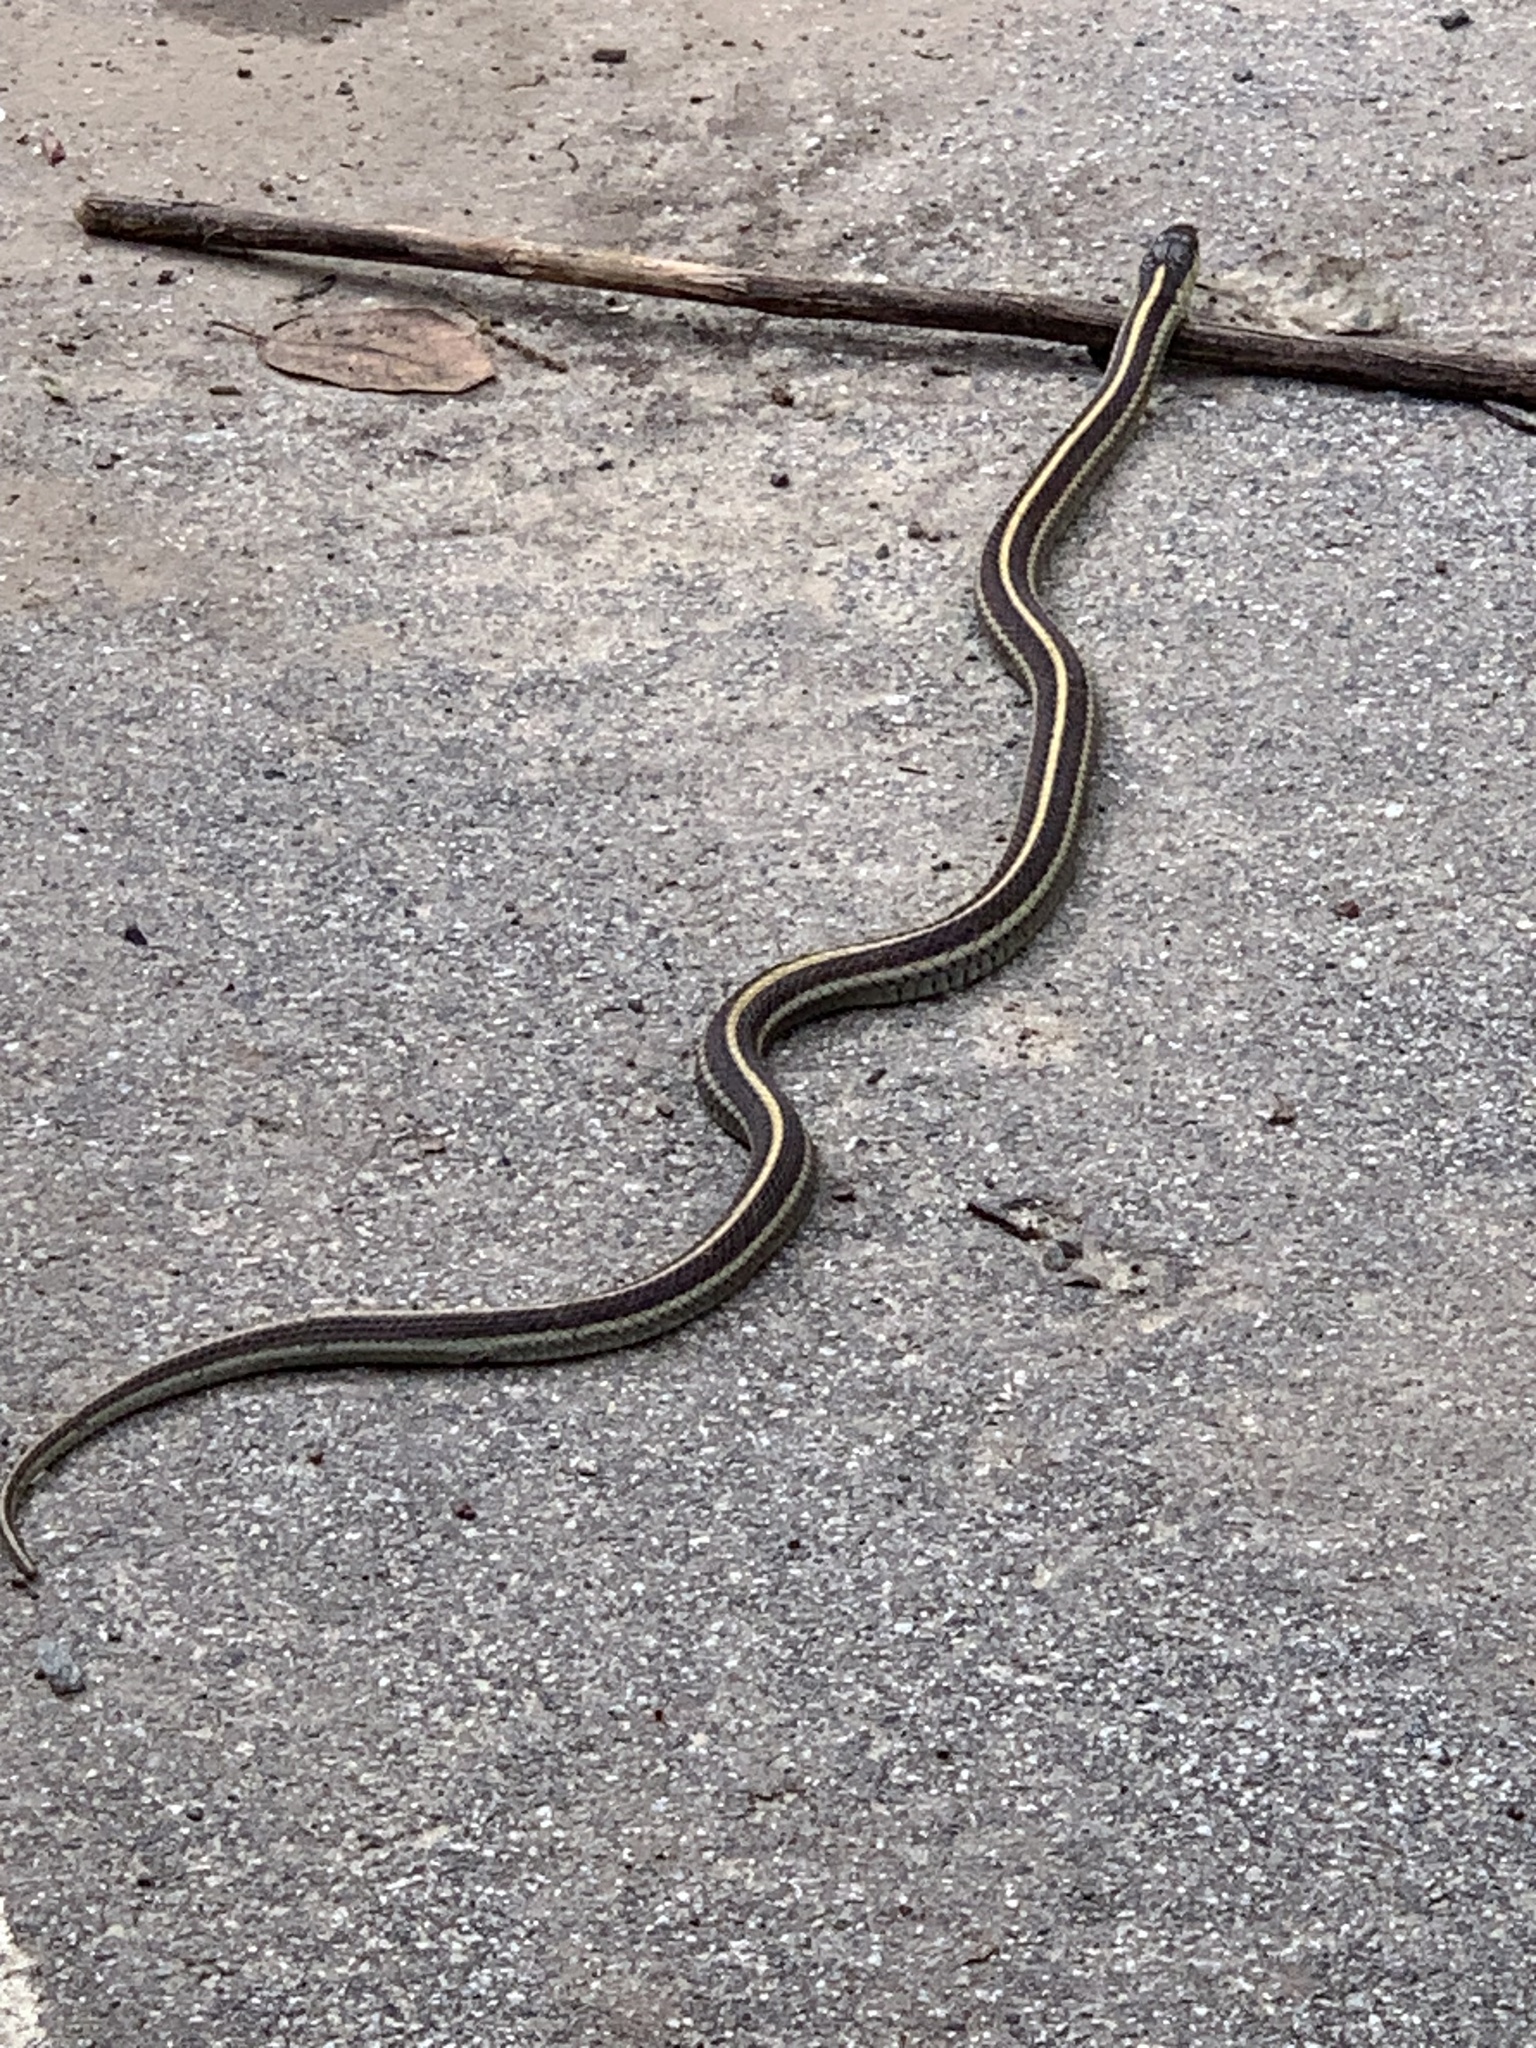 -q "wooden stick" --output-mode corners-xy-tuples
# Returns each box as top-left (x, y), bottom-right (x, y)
(77, 192), (1536, 407)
